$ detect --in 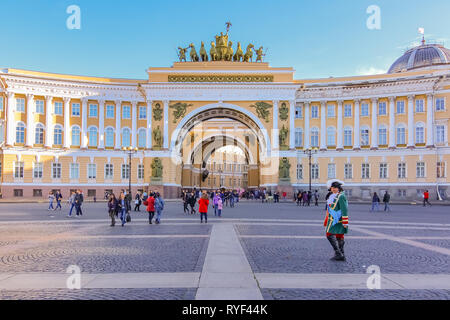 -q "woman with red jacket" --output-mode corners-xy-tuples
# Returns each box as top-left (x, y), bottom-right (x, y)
(198, 192), (210, 223)
(143, 193), (155, 224)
